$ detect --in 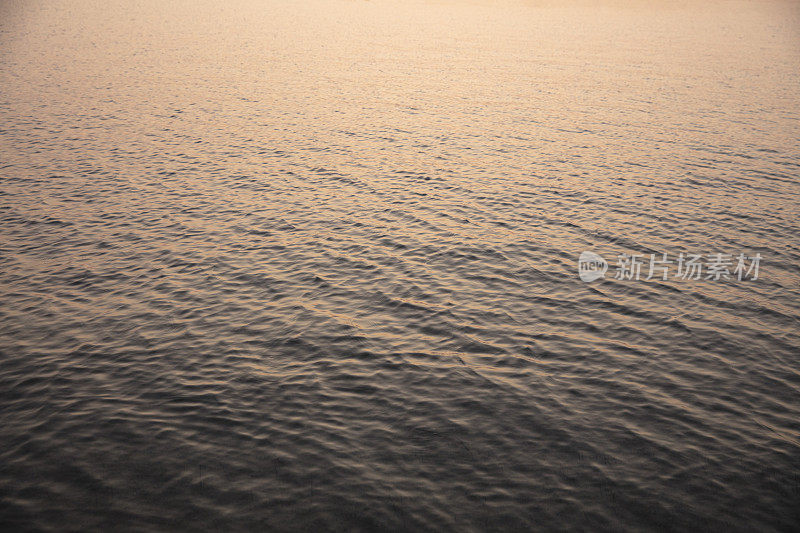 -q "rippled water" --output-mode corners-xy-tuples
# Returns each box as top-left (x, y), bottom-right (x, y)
(1, 0), (799, 530)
